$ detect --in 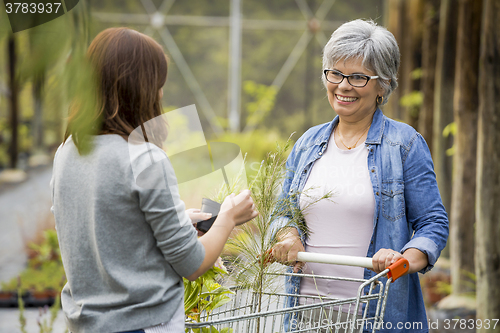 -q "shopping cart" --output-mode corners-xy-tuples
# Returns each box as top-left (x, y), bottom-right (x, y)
(185, 252), (409, 333)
